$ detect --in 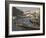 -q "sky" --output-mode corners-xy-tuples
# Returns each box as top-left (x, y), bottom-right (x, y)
(16, 7), (40, 13)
